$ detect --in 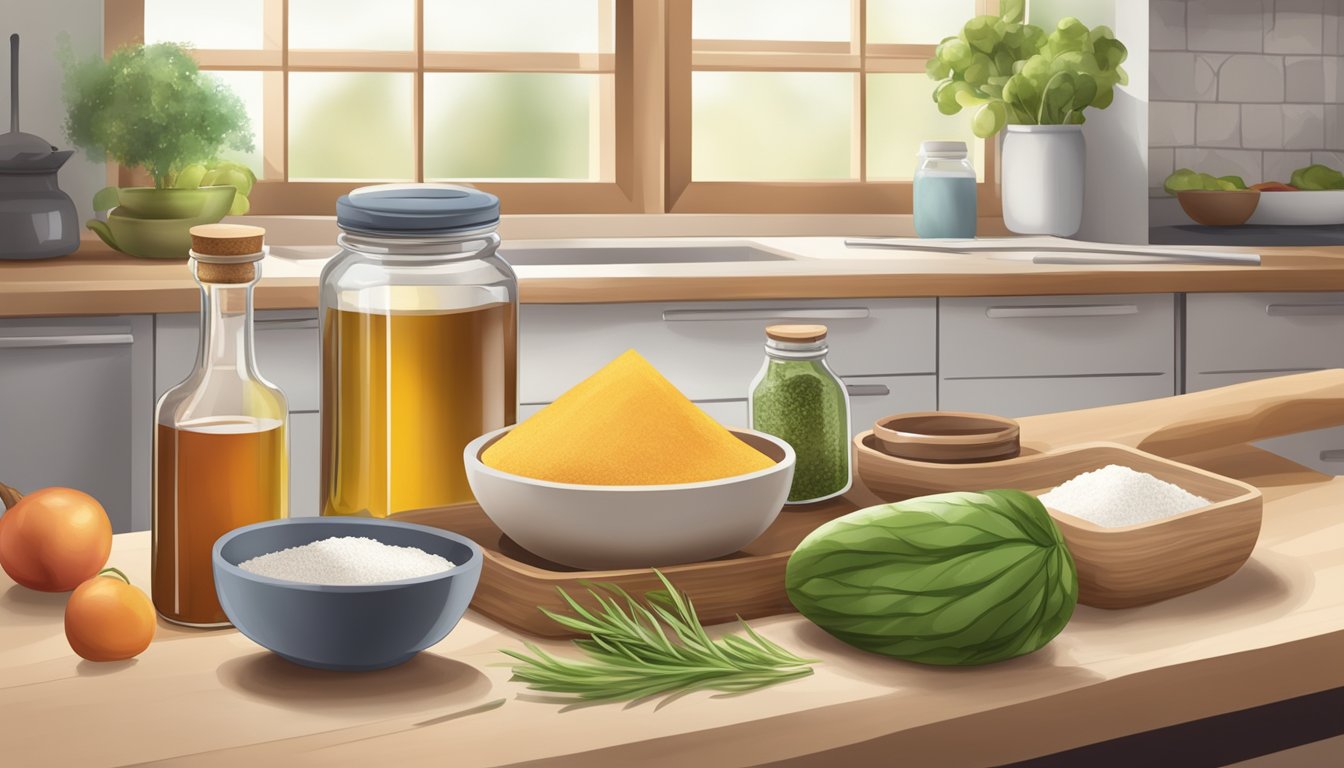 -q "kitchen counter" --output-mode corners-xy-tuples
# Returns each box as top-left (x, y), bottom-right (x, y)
(4, 235), (1344, 317)
(3, 373), (1344, 767)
